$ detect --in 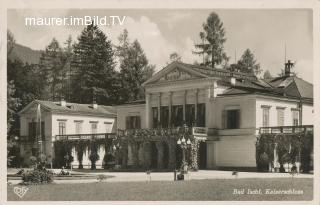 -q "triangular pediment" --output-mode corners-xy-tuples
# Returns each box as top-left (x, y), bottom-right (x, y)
(142, 62), (208, 86)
